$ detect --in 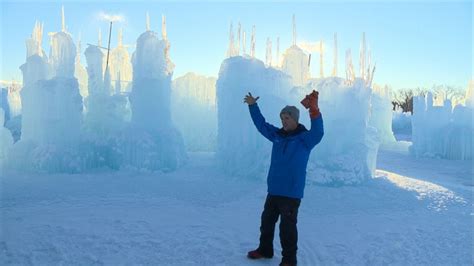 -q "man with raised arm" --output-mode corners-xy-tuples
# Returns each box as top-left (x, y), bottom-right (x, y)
(244, 90), (324, 266)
